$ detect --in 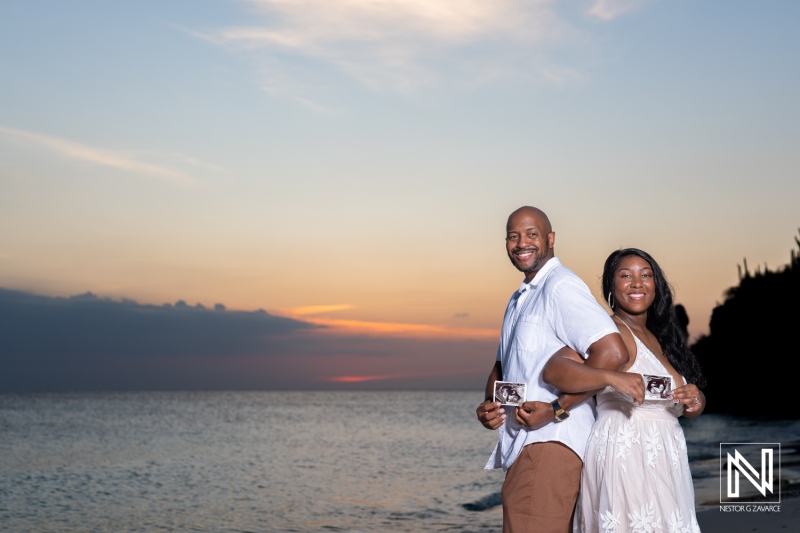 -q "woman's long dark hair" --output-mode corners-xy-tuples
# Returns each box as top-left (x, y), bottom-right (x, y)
(602, 248), (706, 388)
